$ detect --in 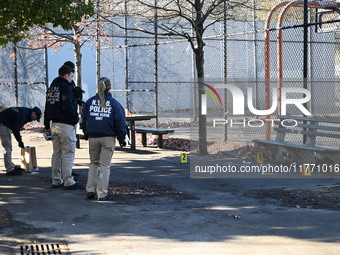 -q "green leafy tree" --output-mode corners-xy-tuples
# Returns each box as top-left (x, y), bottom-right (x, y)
(0, 0), (94, 46)
(1, 0), (94, 91)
